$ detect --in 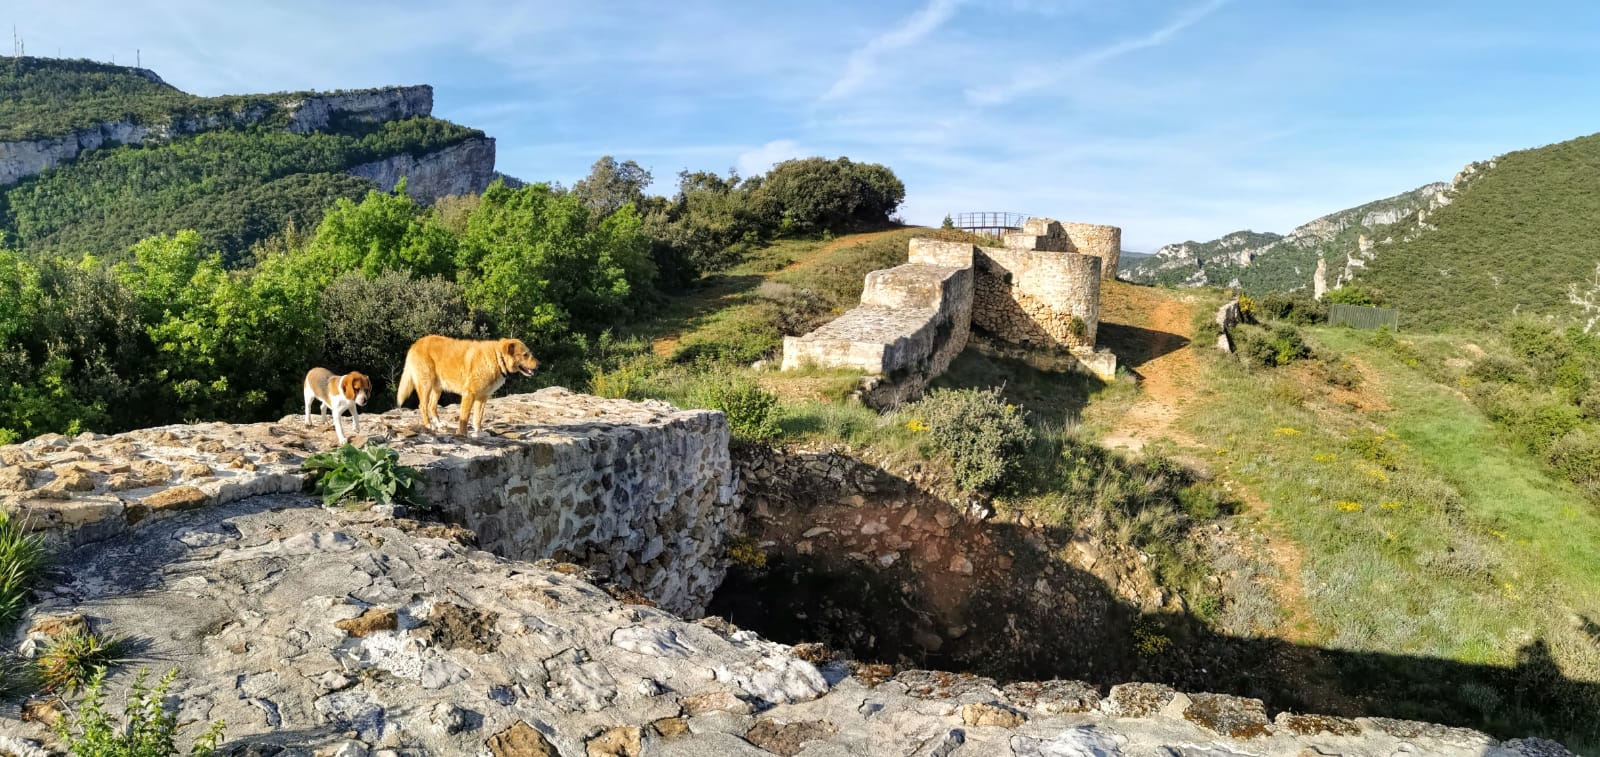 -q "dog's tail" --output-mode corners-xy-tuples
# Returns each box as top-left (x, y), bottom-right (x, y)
(396, 362), (416, 407)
